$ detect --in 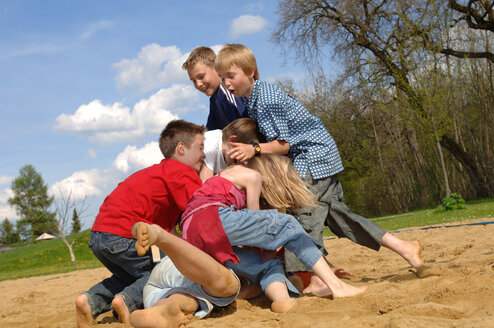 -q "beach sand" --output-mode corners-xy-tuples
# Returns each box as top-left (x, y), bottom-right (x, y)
(1, 218), (494, 328)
